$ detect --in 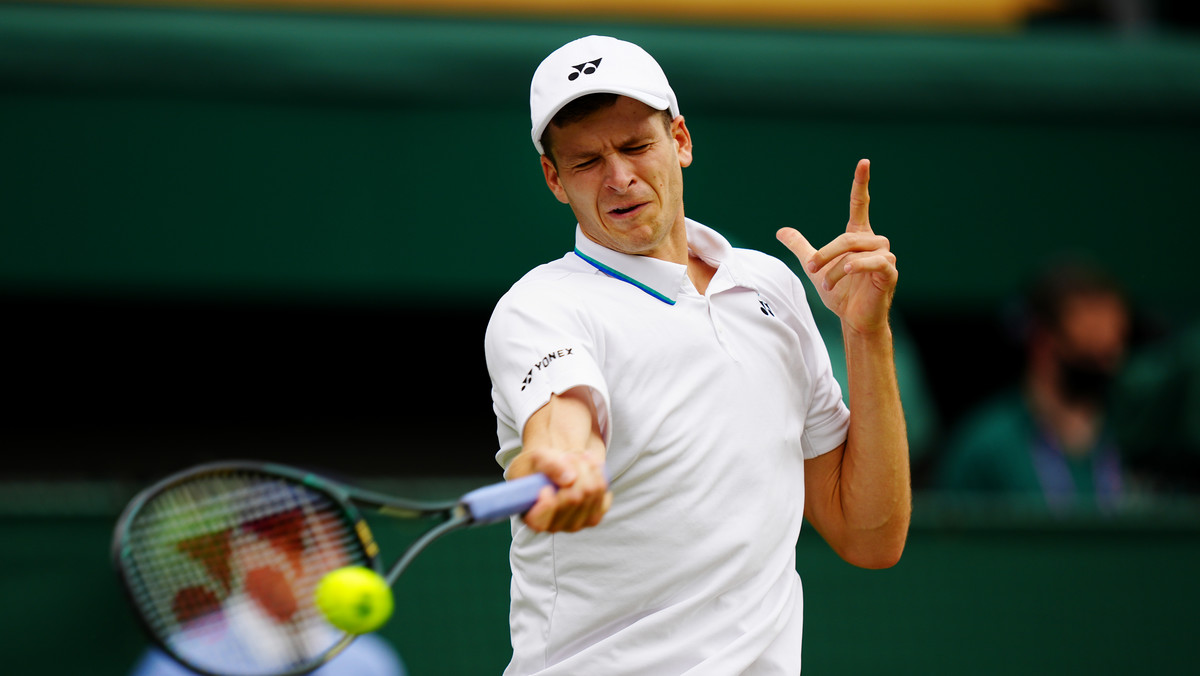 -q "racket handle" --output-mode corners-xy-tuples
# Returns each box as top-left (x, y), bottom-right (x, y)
(461, 473), (554, 524)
